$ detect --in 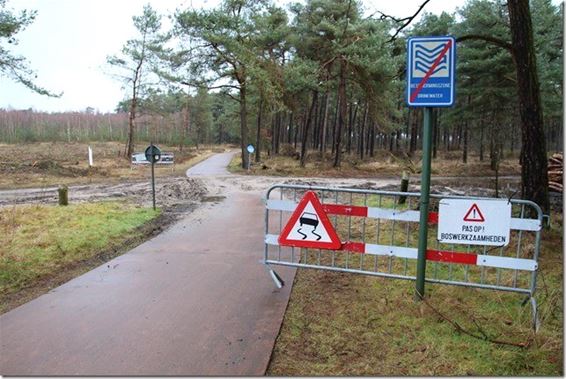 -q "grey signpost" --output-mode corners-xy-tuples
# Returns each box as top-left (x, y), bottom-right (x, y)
(246, 144), (255, 172)
(407, 36), (456, 299)
(145, 143), (161, 210)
